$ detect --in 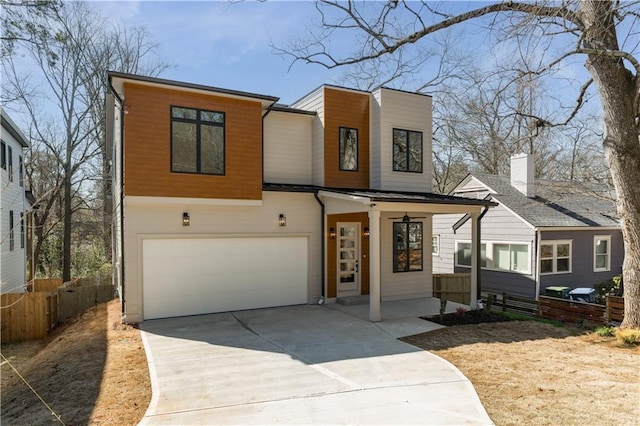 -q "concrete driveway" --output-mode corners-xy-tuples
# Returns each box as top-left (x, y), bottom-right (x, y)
(139, 305), (493, 425)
